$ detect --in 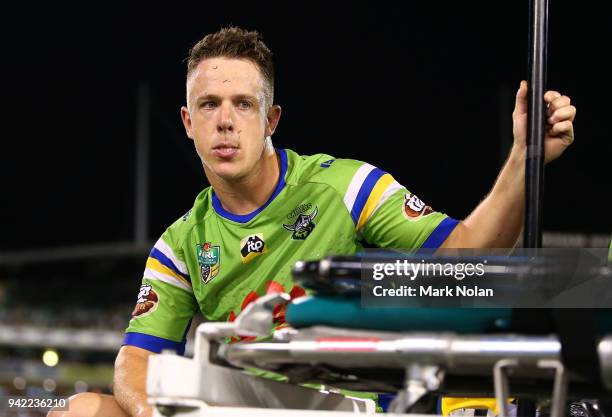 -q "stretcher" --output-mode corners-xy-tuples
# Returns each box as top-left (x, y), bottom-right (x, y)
(146, 254), (612, 417)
